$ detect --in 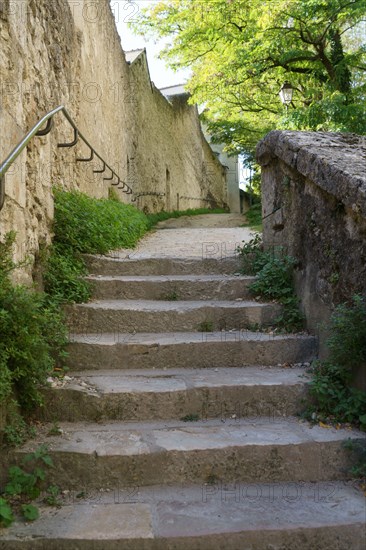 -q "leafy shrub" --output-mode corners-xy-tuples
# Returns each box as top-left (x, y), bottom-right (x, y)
(326, 295), (366, 371)
(237, 234), (270, 275)
(237, 235), (304, 331)
(249, 254), (296, 300)
(307, 295), (366, 430)
(0, 234), (68, 414)
(3, 402), (36, 447)
(43, 189), (150, 304)
(0, 445), (55, 527)
(43, 244), (90, 305)
(53, 188), (149, 254)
